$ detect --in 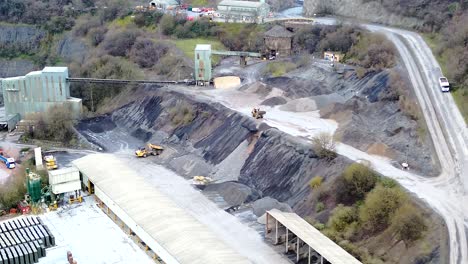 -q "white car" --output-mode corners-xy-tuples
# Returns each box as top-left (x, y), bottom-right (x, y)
(439, 77), (450, 92)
